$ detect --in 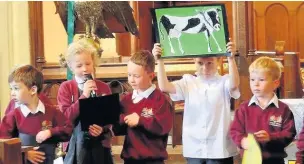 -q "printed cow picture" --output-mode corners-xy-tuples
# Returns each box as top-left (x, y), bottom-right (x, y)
(152, 5), (229, 58)
(159, 8), (222, 54)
